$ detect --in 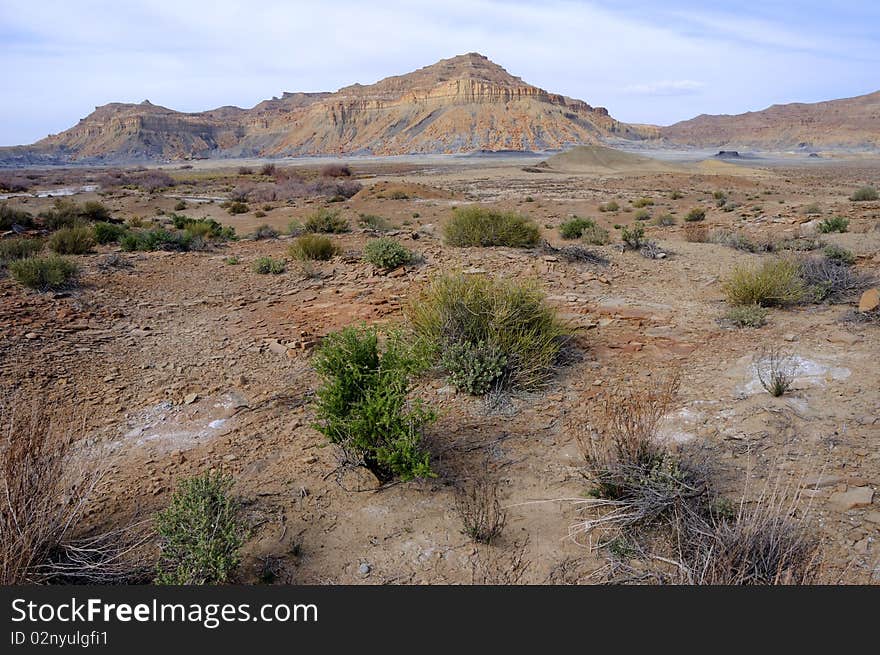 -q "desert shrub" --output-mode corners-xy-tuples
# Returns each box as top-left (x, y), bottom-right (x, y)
(581, 224), (610, 245)
(229, 185), (252, 202)
(632, 197), (654, 208)
(0, 204), (34, 230)
(363, 238), (413, 269)
(312, 325), (435, 482)
(633, 209), (651, 221)
(708, 229), (772, 253)
(253, 210), (266, 218)
(559, 217), (595, 240)
(817, 216), (848, 233)
(454, 461), (507, 544)
(0, 173), (31, 193)
(289, 234), (338, 261)
(225, 256), (240, 265)
(407, 273), (569, 391)
(93, 222), (127, 244)
(684, 207), (706, 222)
(39, 199), (82, 229)
(79, 201), (111, 221)
(320, 164), (352, 178)
(654, 213), (676, 227)
(620, 224), (645, 250)
(172, 215), (235, 241)
(598, 201), (620, 212)
(250, 224), (279, 240)
(798, 255), (872, 302)
(304, 208), (349, 234)
(227, 201), (249, 215)
(755, 347), (795, 397)
(440, 340), (508, 395)
(776, 237), (822, 252)
(684, 223), (708, 242)
(444, 206), (540, 248)
(722, 258), (805, 307)
(358, 213), (391, 231)
(0, 238), (42, 265)
(802, 203), (821, 215)
(9, 255), (78, 291)
(388, 190), (409, 200)
(155, 472), (243, 585)
(259, 163), (276, 176)
(850, 186), (878, 201)
(722, 305), (768, 328)
(133, 170), (176, 192)
(120, 229), (191, 252)
(238, 166), (253, 175)
(287, 220), (303, 236)
(822, 244), (855, 266)
(174, 200), (187, 211)
(252, 256), (285, 274)
(47, 226), (94, 255)
(670, 190), (684, 200)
